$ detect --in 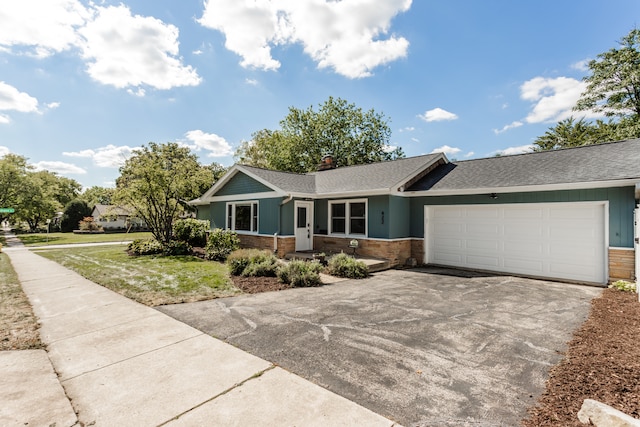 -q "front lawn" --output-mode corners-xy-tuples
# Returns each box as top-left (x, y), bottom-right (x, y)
(17, 231), (153, 247)
(36, 245), (239, 306)
(0, 253), (43, 350)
